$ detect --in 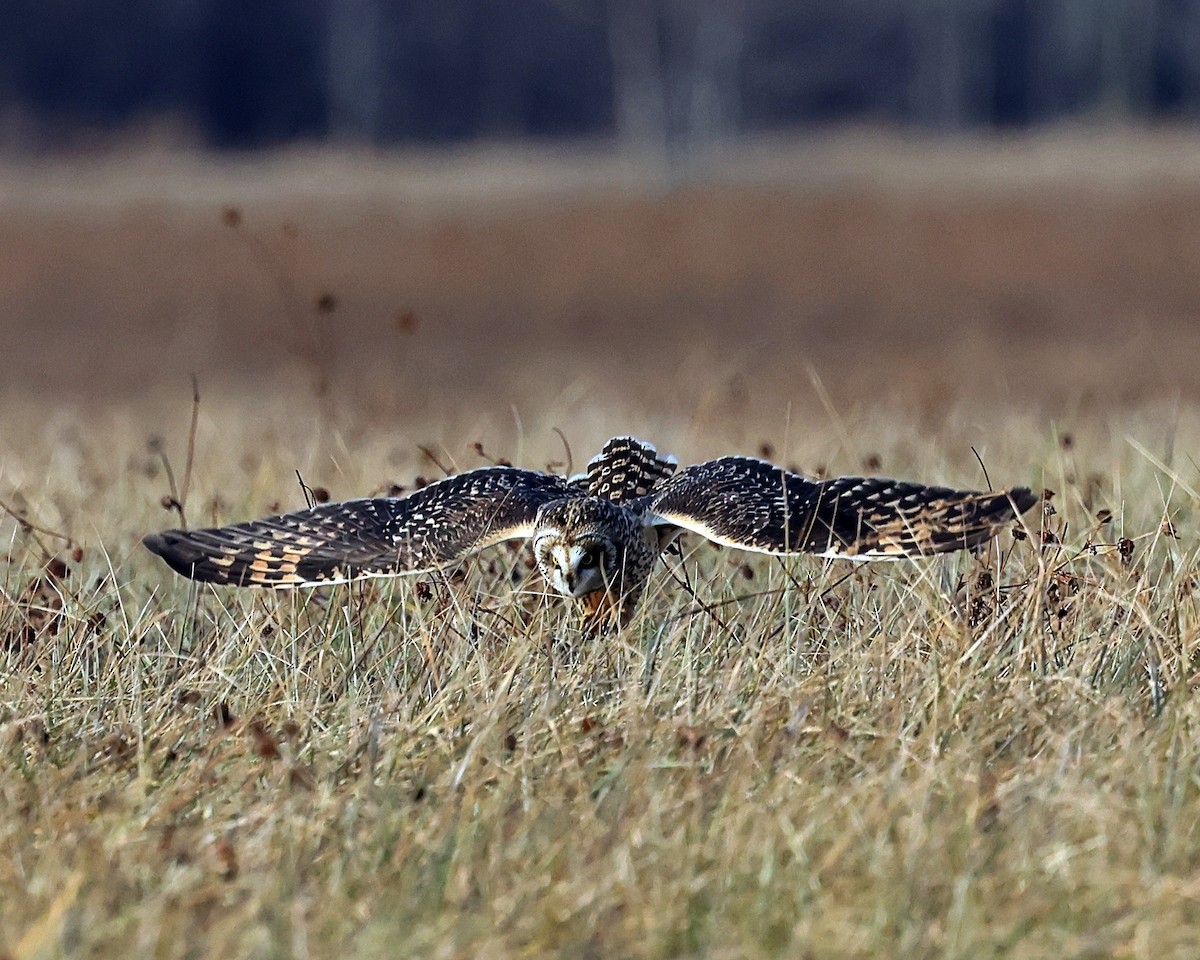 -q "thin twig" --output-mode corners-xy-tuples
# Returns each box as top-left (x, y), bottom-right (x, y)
(552, 427), (574, 477)
(296, 471), (316, 509)
(970, 446), (994, 492)
(665, 586), (788, 621)
(472, 441), (502, 466)
(180, 374), (201, 511)
(0, 497), (72, 545)
(157, 448), (183, 524)
(663, 563), (736, 637)
(418, 445), (454, 478)
(228, 212), (335, 399)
